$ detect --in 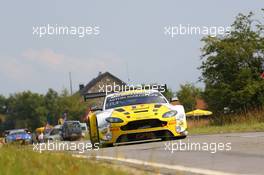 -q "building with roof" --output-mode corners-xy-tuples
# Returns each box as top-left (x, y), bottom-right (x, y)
(79, 72), (126, 107)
